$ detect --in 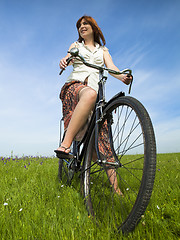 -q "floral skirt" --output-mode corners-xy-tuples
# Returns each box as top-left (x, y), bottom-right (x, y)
(60, 81), (113, 161)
